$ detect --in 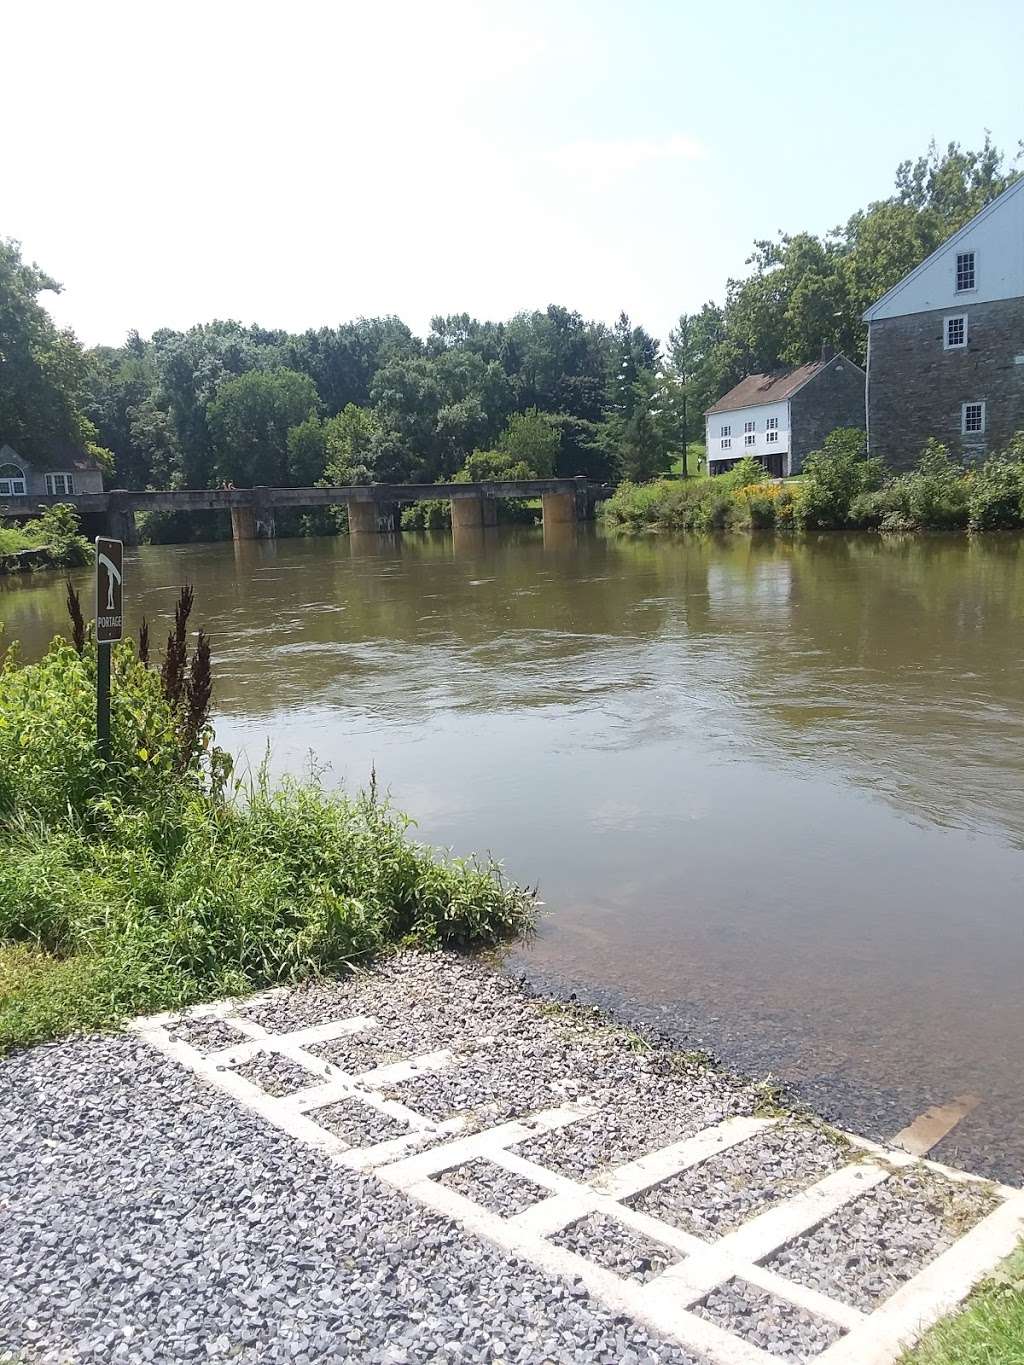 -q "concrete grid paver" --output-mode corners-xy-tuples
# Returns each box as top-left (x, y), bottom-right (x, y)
(131, 989), (1024, 1365)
